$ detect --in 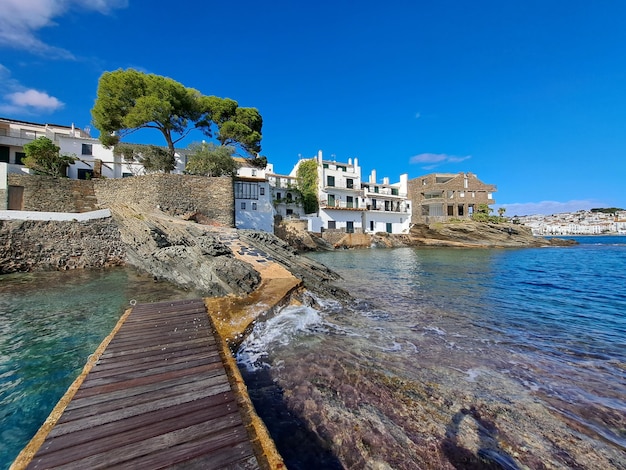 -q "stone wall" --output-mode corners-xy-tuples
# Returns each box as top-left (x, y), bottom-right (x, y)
(7, 174), (98, 212)
(4, 173), (234, 226)
(0, 218), (126, 274)
(94, 174), (234, 227)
